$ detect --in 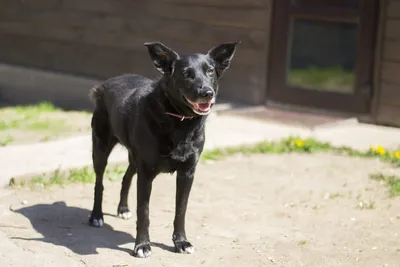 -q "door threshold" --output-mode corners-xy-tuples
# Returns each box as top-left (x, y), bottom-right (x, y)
(265, 100), (370, 120)
(217, 100), (373, 129)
